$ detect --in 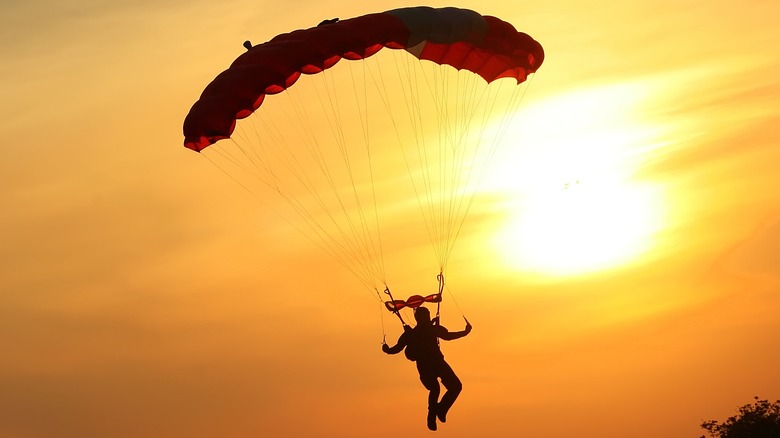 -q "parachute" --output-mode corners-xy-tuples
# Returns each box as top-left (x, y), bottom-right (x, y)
(182, 6), (543, 323)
